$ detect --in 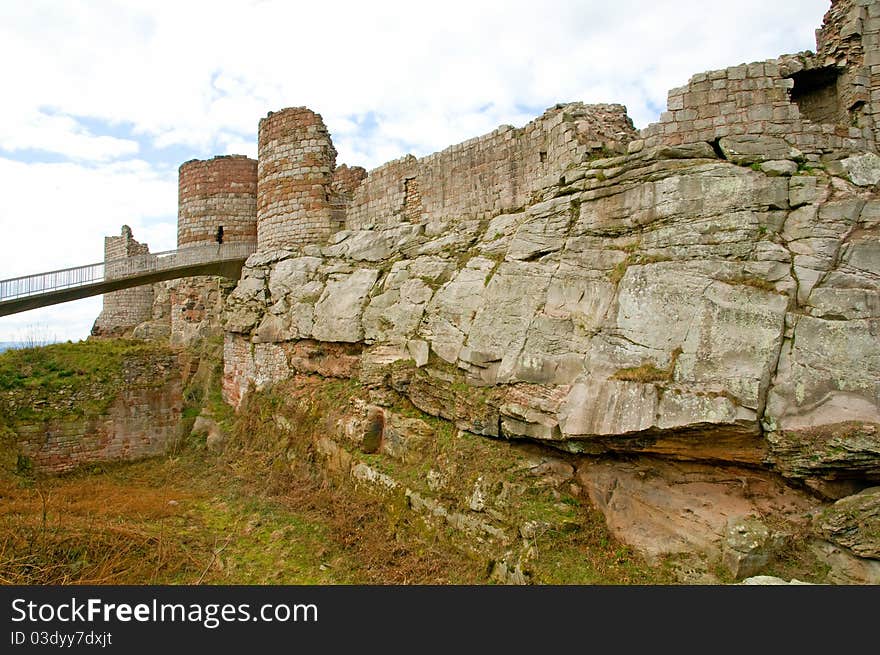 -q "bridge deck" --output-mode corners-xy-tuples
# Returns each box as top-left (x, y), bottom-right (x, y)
(0, 242), (255, 317)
